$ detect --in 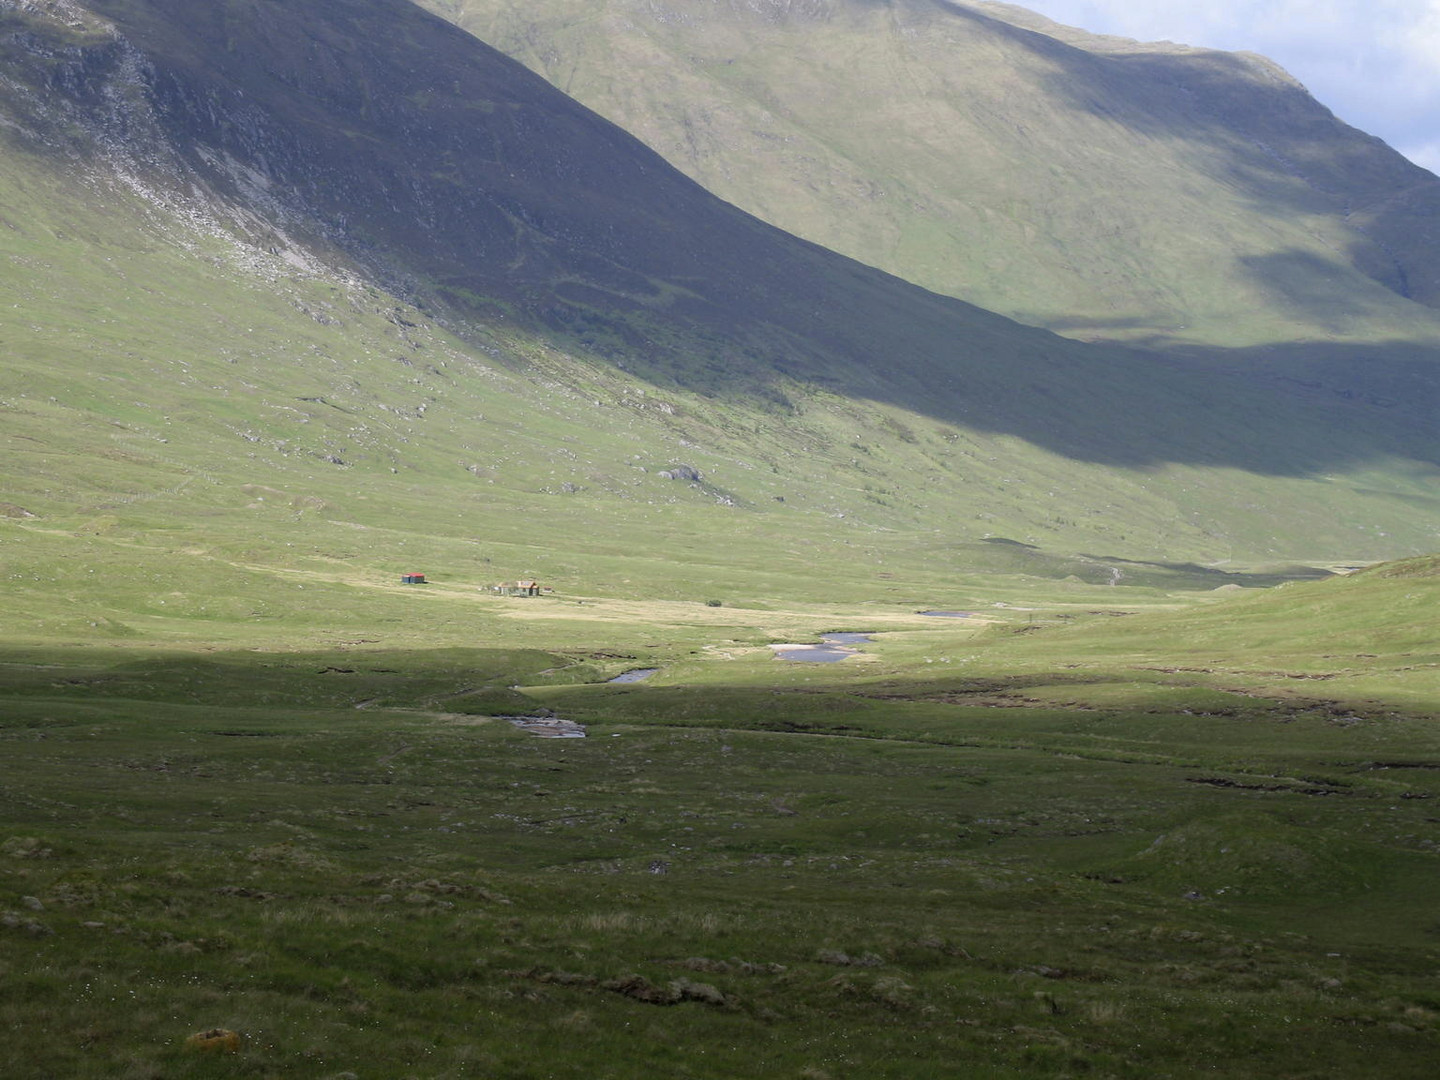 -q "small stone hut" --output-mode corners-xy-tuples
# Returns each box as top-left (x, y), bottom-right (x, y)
(492, 580), (542, 596)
